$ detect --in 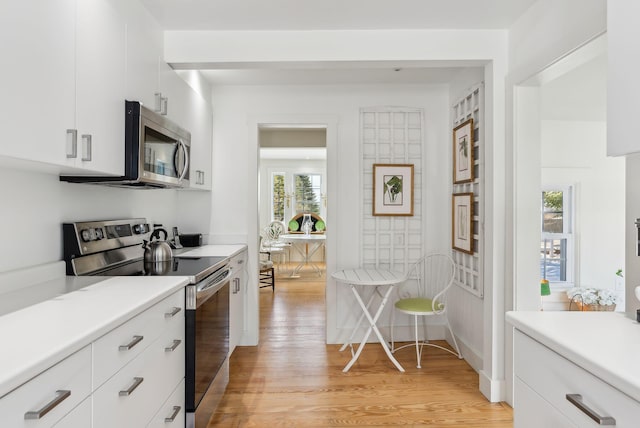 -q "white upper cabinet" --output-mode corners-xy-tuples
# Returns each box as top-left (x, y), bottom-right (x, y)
(0, 0), (211, 186)
(0, 0), (125, 175)
(122, 2), (162, 110)
(608, 1), (640, 156)
(158, 65), (213, 190)
(74, 0), (126, 175)
(0, 0), (77, 169)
